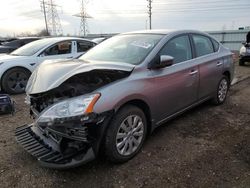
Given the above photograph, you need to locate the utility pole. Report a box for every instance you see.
[40,0,62,36]
[41,0,49,35]
[147,0,152,30]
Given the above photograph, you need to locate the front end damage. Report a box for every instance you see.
[15,61,133,168]
[15,111,113,169]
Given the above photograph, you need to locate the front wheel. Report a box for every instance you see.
[211,76,229,105]
[1,68,31,94]
[105,105,147,163]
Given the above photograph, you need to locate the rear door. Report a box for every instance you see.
[151,34,199,122]
[191,34,223,99]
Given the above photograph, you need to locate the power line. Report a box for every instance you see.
[152,0,245,4]
[152,6,250,12]
[89,4,250,15]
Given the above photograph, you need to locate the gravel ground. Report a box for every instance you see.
[0,63,249,188]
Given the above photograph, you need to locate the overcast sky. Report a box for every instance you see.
[0,0,249,37]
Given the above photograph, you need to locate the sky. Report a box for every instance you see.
[0,0,249,37]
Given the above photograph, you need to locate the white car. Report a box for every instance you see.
[239,42,250,66]
[0,37,96,94]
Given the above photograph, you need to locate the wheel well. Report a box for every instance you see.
[223,71,231,82]
[1,67,31,87]
[118,99,152,134]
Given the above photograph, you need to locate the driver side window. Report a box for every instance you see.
[44,41,72,56]
[160,35,192,64]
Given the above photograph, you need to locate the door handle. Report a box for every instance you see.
[216,62,223,66]
[67,56,73,59]
[189,70,198,75]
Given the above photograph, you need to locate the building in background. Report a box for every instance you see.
[208,29,250,51]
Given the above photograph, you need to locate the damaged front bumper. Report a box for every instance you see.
[15,111,113,169]
[15,125,95,168]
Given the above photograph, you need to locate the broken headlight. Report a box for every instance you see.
[36,93,100,124]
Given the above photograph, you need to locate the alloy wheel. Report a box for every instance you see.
[7,71,28,93]
[116,115,144,156]
[218,78,228,102]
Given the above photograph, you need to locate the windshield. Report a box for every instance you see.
[10,39,52,56]
[80,34,163,65]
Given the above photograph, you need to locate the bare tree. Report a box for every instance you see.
[37,29,50,36]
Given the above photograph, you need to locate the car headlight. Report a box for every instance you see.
[0,62,4,66]
[37,93,100,124]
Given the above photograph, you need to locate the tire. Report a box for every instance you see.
[239,59,245,66]
[105,105,147,163]
[211,76,229,105]
[1,68,31,94]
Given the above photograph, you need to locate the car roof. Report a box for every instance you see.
[123,29,174,35]
[17,37,42,39]
[32,37,96,46]
[40,37,93,42]
[122,29,209,36]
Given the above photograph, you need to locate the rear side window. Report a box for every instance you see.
[159,35,192,64]
[211,38,220,52]
[193,35,214,57]
[77,41,95,52]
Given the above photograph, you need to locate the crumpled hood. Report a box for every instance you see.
[26,59,135,94]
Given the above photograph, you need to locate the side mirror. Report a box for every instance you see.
[149,55,174,69]
[160,55,174,67]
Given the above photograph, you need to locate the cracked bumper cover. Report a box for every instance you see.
[15,111,113,169]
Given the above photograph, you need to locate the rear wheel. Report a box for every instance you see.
[211,76,229,105]
[1,68,31,94]
[105,105,147,163]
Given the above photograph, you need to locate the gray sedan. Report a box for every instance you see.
[15,30,234,168]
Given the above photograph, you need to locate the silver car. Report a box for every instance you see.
[15,30,234,168]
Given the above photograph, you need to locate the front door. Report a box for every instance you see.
[151,35,199,123]
[37,40,74,66]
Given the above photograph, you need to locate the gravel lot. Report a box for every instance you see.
[0,63,250,188]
